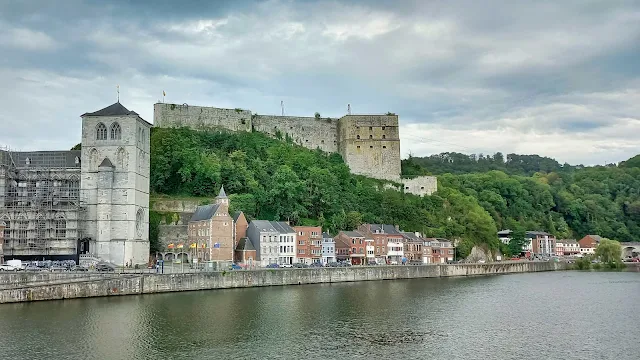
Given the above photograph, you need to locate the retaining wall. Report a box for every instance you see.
[0,261,566,304]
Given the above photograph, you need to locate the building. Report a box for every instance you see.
[0,102,151,266]
[153,103,437,195]
[335,231,365,265]
[187,186,234,262]
[578,235,602,255]
[246,220,297,266]
[0,221,4,263]
[425,238,455,264]
[358,224,404,264]
[234,237,256,267]
[556,239,580,256]
[232,211,249,263]
[402,232,423,263]
[422,241,433,264]
[294,226,322,264]
[497,230,556,256]
[247,220,279,267]
[321,232,335,264]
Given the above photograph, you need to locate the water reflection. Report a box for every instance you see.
[0,272,638,359]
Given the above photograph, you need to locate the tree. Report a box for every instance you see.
[314,112,321,119]
[508,226,527,257]
[70,143,81,150]
[594,239,622,263]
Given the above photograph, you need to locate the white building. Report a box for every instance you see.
[387,240,404,264]
[272,221,296,265]
[321,232,335,264]
[365,237,375,264]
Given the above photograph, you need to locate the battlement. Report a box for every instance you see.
[153,103,434,193]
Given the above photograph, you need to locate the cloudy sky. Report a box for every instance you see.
[1,0,639,165]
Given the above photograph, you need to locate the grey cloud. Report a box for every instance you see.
[0,0,639,165]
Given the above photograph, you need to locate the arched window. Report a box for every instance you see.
[54,213,66,239]
[116,147,128,170]
[136,208,144,236]
[96,123,107,140]
[36,214,46,240]
[110,122,122,140]
[89,148,99,170]
[356,135,360,139]
[17,214,28,244]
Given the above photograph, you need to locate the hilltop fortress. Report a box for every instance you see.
[154,103,436,196]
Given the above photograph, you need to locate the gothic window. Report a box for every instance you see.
[17,215,28,244]
[36,216,46,240]
[110,122,122,140]
[55,213,66,239]
[69,175,80,198]
[89,148,99,170]
[136,208,144,236]
[356,135,360,139]
[1,218,9,242]
[116,147,128,170]
[382,135,386,139]
[96,123,107,140]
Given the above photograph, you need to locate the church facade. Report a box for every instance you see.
[0,102,151,266]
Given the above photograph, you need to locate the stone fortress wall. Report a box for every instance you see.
[154,103,436,194]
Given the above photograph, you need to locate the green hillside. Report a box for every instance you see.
[149,127,640,257]
[149,128,500,257]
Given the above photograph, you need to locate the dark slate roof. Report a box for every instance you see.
[342,231,364,238]
[322,232,333,238]
[236,237,256,251]
[559,239,578,244]
[401,232,420,241]
[98,158,114,168]
[81,102,138,117]
[497,230,512,236]
[1,150,82,168]
[250,220,278,233]
[368,224,401,234]
[271,221,295,234]
[190,204,220,222]
[232,211,243,222]
[216,185,228,198]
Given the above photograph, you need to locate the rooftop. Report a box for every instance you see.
[81,102,138,117]
[190,204,221,222]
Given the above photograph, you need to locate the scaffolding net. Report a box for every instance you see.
[0,146,84,259]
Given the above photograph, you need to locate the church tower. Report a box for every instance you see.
[80,102,152,266]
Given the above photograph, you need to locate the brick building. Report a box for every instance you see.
[335,231,365,265]
[556,239,580,256]
[294,226,322,264]
[578,235,602,255]
[358,224,404,264]
[187,186,234,262]
[234,237,256,267]
[402,232,423,263]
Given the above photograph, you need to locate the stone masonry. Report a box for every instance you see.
[154,103,437,192]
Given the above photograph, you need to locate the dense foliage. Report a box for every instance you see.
[403,153,640,244]
[150,128,500,257]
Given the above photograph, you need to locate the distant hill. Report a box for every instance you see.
[619,154,640,168]
[402,152,578,176]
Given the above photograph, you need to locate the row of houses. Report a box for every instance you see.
[176,186,456,267]
[498,230,606,257]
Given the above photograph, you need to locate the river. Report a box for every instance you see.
[0,271,637,359]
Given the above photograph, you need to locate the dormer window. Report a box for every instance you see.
[25,157,31,165]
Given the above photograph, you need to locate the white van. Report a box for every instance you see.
[6,259,23,270]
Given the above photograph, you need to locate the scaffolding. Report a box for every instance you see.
[0,146,85,260]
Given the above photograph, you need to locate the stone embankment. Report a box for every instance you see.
[0,261,566,304]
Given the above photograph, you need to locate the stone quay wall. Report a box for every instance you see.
[0,261,566,304]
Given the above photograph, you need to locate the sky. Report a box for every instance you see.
[1,0,639,165]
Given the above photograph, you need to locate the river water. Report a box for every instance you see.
[0,271,638,360]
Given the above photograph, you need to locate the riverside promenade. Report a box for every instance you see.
[0,261,568,304]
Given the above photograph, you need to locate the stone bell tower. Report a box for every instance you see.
[80,102,152,266]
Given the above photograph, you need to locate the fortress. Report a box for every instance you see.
[154,103,437,195]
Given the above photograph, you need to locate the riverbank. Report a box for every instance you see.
[0,261,568,304]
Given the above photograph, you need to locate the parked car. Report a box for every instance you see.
[293,263,309,268]
[70,266,89,272]
[389,260,398,265]
[25,264,42,271]
[337,262,352,267]
[310,262,324,268]
[95,263,115,272]
[49,266,67,272]
[281,264,293,268]
[408,260,423,266]
[326,262,339,268]
[266,263,280,269]
[0,264,20,271]
[229,264,243,270]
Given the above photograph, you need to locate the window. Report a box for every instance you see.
[299,231,304,236]
[136,208,144,236]
[383,146,386,149]
[55,216,66,239]
[382,135,386,139]
[357,135,360,139]
[299,249,305,254]
[352,247,356,253]
[357,146,360,149]
[36,218,46,239]
[299,240,304,245]
[369,135,373,139]
[110,122,122,140]
[382,126,386,130]
[370,146,373,149]
[369,127,372,130]
[96,123,107,140]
